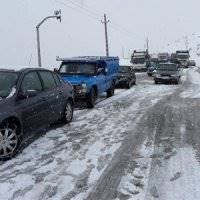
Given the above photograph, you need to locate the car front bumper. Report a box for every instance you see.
[154,76,179,83]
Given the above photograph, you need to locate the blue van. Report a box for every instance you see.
[57,56,119,108]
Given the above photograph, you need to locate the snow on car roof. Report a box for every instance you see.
[0,65,34,71]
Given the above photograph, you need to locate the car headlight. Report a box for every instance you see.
[155,74,160,77]
[81,83,87,89]
[74,83,87,94]
[171,74,178,77]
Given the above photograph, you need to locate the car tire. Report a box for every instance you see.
[0,121,22,160]
[126,82,131,89]
[62,100,74,123]
[87,88,97,108]
[126,81,133,89]
[107,83,115,98]
[155,80,158,84]
[175,80,179,85]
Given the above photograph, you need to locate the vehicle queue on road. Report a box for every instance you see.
[0,50,194,160]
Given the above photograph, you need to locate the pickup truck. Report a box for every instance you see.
[56,56,119,108]
[176,50,190,68]
[131,50,150,72]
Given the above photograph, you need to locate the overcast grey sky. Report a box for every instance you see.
[1,0,200,68]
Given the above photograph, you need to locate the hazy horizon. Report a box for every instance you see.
[1,0,200,69]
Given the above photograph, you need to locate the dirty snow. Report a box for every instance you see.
[0,73,178,200]
[181,67,200,98]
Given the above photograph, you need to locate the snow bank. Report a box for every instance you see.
[180,68,200,98]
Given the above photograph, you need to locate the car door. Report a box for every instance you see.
[38,70,63,122]
[96,68,107,94]
[18,71,50,133]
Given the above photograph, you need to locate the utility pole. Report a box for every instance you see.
[184,36,189,50]
[101,14,110,56]
[146,37,149,52]
[36,10,61,67]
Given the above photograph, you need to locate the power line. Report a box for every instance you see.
[65,0,144,40]
[52,0,145,43]
[52,0,100,21]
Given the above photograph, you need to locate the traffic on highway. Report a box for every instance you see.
[1,1,200,200]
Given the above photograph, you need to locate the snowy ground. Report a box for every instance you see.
[0,70,200,200]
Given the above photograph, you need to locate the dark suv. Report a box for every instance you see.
[153,63,181,84]
[0,68,74,160]
[116,65,136,89]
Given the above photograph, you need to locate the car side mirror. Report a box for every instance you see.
[104,68,108,75]
[18,90,37,100]
[97,68,104,75]
[54,68,59,73]
[26,90,38,97]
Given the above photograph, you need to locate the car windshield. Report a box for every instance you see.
[159,56,168,60]
[60,63,96,75]
[177,54,189,59]
[119,66,130,73]
[0,72,18,98]
[133,57,145,64]
[157,64,178,71]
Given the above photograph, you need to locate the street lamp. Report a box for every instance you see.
[36,10,62,67]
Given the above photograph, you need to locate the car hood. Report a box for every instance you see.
[118,72,130,77]
[61,75,95,85]
[148,67,155,71]
[133,63,146,67]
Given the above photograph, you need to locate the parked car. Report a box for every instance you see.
[147,62,157,76]
[189,60,196,66]
[0,67,74,160]
[116,65,136,89]
[57,56,119,108]
[153,63,181,84]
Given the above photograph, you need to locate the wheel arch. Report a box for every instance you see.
[68,97,74,105]
[92,85,98,96]
[1,116,22,134]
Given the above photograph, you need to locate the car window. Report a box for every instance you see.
[21,72,42,93]
[53,73,61,86]
[39,71,57,90]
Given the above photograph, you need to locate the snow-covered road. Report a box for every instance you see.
[1,69,200,200]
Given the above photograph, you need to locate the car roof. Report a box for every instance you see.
[57,56,119,62]
[0,66,52,73]
[158,62,176,65]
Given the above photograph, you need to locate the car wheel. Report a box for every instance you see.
[87,88,97,108]
[175,80,179,85]
[126,81,132,89]
[62,100,74,123]
[0,122,21,160]
[155,80,158,84]
[107,83,115,97]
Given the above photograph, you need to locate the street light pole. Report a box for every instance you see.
[36,10,61,67]
[36,26,42,67]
